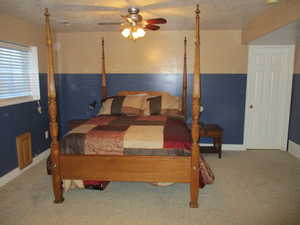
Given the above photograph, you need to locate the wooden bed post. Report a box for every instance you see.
[190,5,201,208]
[101,38,108,99]
[182,37,188,120]
[44,8,64,203]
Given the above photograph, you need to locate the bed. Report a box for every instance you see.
[44,5,213,208]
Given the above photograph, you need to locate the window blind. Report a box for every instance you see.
[0,41,40,105]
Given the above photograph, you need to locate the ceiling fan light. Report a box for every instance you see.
[121,28,130,38]
[136,28,145,37]
[132,31,140,39]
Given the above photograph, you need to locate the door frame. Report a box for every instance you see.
[244,45,295,151]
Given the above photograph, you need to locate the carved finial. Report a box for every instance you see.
[195,4,200,15]
[44,8,49,17]
[184,37,187,56]
[101,37,105,61]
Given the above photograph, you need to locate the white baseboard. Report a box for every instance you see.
[288,140,300,159]
[0,149,50,188]
[200,144,246,151]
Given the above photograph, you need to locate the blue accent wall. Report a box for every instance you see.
[55,74,102,136]
[56,73,247,144]
[0,74,50,177]
[289,74,300,145]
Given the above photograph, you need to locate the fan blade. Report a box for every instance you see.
[145,24,160,30]
[121,15,133,24]
[146,18,167,24]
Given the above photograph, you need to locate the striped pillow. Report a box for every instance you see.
[144,95,183,117]
[98,95,147,116]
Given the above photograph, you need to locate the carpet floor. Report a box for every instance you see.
[1,150,300,225]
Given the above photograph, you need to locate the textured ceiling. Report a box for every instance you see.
[0,0,280,32]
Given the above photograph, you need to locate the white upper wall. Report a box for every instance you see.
[55,30,247,74]
[242,0,300,44]
[250,21,300,45]
[0,13,47,73]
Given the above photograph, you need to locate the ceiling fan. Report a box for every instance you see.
[99,7,167,40]
[121,7,167,31]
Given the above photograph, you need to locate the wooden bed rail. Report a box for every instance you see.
[60,155,191,183]
[44,8,64,203]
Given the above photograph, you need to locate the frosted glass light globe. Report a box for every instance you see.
[132,31,139,39]
[136,28,145,37]
[121,28,130,38]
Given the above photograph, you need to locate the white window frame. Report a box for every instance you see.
[0,41,40,107]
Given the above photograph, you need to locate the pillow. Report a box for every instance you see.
[143,94,183,117]
[98,95,147,116]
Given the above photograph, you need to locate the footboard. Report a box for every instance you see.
[60,155,191,183]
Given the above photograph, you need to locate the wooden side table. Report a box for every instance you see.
[199,124,223,158]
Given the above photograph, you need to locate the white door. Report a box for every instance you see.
[244,45,295,150]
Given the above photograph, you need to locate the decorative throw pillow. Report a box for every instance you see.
[143,94,183,117]
[122,95,147,115]
[98,95,147,116]
[98,97,115,115]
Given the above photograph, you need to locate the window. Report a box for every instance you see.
[0,41,40,107]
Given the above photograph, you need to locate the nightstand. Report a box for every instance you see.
[199,124,223,158]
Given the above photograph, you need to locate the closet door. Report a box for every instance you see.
[244,45,295,150]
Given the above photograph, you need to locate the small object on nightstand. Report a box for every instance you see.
[200,105,204,112]
[199,124,223,158]
[88,101,98,117]
[89,101,97,110]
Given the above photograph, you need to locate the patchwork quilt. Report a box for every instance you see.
[61,115,191,156]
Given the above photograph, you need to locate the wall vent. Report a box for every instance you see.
[16,132,32,169]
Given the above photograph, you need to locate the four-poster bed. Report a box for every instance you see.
[45,5,212,208]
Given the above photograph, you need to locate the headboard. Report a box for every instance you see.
[117,91,171,96]
[101,38,188,119]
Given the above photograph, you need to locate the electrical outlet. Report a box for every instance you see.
[45,131,49,139]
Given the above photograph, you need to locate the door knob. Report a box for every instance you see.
[250,105,254,109]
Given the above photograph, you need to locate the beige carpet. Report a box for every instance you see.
[1,150,300,225]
